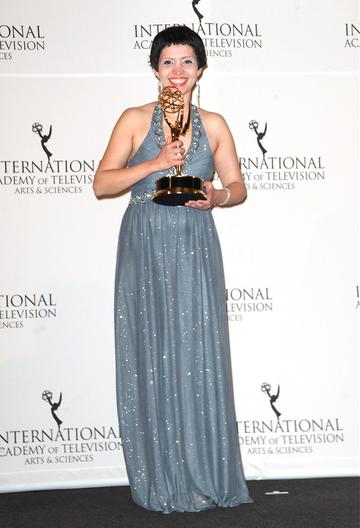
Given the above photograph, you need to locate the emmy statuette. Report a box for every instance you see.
[153,86,206,206]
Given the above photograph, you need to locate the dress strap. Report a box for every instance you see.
[184,106,202,164]
[153,104,167,148]
[153,104,203,166]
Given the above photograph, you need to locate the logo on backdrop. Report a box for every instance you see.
[0,389,122,466]
[226,287,273,322]
[32,122,53,160]
[0,121,95,195]
[0,293,56,330]
[344,23,359,48]
[133,4,263,58]
[42,390,63,430]
[236,382,345,457]
[249,120,267,160]
[241,117,326,192]
[192,0,204,24]
[356,285,360,310]
[0,25,46,61]
[261,382,281,421]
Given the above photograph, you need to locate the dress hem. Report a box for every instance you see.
[132,494,255,514]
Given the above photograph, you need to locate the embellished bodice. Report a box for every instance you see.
[128,104,214,199]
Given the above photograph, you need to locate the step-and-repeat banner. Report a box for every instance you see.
[1,0,359,492]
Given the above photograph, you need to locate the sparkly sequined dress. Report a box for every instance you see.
[114,103,253,513]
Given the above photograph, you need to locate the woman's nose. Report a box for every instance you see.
[173,61,183,74]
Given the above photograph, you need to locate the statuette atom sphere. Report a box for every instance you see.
[158,86,184,114]
[261,382,271,393]
[249,120,259,131]
[32,122,43,134]
[42,390,53,401]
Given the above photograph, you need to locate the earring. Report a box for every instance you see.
[196,81,200,108]
[158,80,162,94]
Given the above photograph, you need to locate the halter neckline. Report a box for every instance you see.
[153,104,202,172]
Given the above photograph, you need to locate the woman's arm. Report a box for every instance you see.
[211,113,247,206]
[186,112,246,209]
[93,106,185,197]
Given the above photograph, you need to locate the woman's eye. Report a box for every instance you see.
[163,59,173,65]
[183,59,193,64]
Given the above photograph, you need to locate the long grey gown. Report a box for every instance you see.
[114,103,253,513]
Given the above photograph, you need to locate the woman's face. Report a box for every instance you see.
[154,44,202,97]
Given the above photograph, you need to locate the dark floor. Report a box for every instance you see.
[0,477,359,528]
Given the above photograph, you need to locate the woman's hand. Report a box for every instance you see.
[154,139,186,172]
[185,181,219,210]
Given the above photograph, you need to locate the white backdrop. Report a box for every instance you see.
[0,0,359,492]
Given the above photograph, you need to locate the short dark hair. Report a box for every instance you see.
[150,26,207,71]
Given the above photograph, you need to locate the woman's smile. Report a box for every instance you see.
[168,77,188,89]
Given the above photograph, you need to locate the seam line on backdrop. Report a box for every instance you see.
[0,71,358,79]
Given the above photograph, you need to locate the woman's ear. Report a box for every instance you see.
[152,68,159,79]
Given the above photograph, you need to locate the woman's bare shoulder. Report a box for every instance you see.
[119,101,157,123]
[197,108,228,131]
[197,108,231,146]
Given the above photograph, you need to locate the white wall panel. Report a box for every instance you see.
[0,0,358,491]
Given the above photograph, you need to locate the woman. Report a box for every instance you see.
[93,26,253,514]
